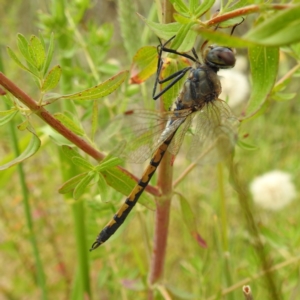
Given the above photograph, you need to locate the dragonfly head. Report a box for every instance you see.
[205,46,236,70]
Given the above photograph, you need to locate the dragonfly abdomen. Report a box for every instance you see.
[90,133,175,251]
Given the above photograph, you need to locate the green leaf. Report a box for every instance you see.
[17,34,33,64]
[0,109,18,127]
[196,28,256,48]
[246,46,279,117]
[189,0,198,14]
[97,172,109,201]
[130,46,158,84]
[60,70,128,101]
[17,119,29,131]
[194,0,214,18]
[73,171,96,200]
[171,22,198,52]
[43,32,55,75]
[42,65,61,92]
[58,172,88,194]
[53,112,85,136]
[16,34,40,77]
[61,145,83,160]
[271,92,296,102]
[138,14,181,40]
[29,35,46,70]
[6,47,32,73]
[173,13,191,25]
[101,166,155,211]
[72,157,94,170]
[169,0,189,15]
[245,5,300,46]
[237,140,258,151]
[177,193,207,248]
[91,100,98,142]
[0,127,41,170]
[95,157,123,172]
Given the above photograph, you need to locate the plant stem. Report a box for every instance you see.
[147,0,175,296]
[0,52,48,300]
[7,104,48,299]
[229,160,281,299]
[0,72,159,197]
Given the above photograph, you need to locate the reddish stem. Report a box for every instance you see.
[206,4,291,26]
[147,0,175,295]
[0,72,160,197]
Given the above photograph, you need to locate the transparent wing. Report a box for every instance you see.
[97,108,192,163]
[168,114,193,157]
[187,100,239,164]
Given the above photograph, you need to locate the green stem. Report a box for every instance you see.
[229,159,281,299]
[218,163,228,251]
[52,0,91,297]
[218,163,234,300]
[8,108,48,299]
[0,49,48,300]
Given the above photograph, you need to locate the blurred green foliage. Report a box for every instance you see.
[0,0,300,299]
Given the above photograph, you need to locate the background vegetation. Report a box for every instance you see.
[0,0,299,299]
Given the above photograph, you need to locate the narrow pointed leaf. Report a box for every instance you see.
[73,171,96,200]
[271,92,296,102]
[138,14,181,40]
[6,47,32,73]
[95,157,123,172]
[43,32,55,75]
[29,35,46,70]
[61,145,83,160]
[17,34,33,64]
[194,0,214,18]
[97,172,108,201]
[237,140,258,151]
[102,166,155,211]
[91,100,98,142]
[58,172,88,194]
[61,71,128,101]
[173,13,192,25]
[245,5,300,46]
[197,28,256,48]
[17,119,29,131]
[0,127,41,170]
[169,0,189,15]
[72,157,94,170]
[168,23,198,52]
[246,46,279,117]
[53,112,85,136]
[42,65,61,92]
[178,193,207,248]
[0,109,18,126]
[189,0,198,14]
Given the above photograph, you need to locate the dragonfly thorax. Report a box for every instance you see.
[175,65,221,110]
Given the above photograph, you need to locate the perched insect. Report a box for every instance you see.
[90,36,239,251]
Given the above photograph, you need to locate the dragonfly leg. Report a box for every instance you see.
[153,36,199,100]
[153,67,191,100]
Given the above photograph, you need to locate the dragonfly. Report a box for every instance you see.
[90,36,239,251]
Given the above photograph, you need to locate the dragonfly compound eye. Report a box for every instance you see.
[205,47,236,69]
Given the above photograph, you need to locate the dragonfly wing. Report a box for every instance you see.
[98,109,191,164]
[188,100,239,164]
[167,114,192,157]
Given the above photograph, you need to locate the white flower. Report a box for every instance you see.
[250,170,296,211]
[219,56,249,108]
